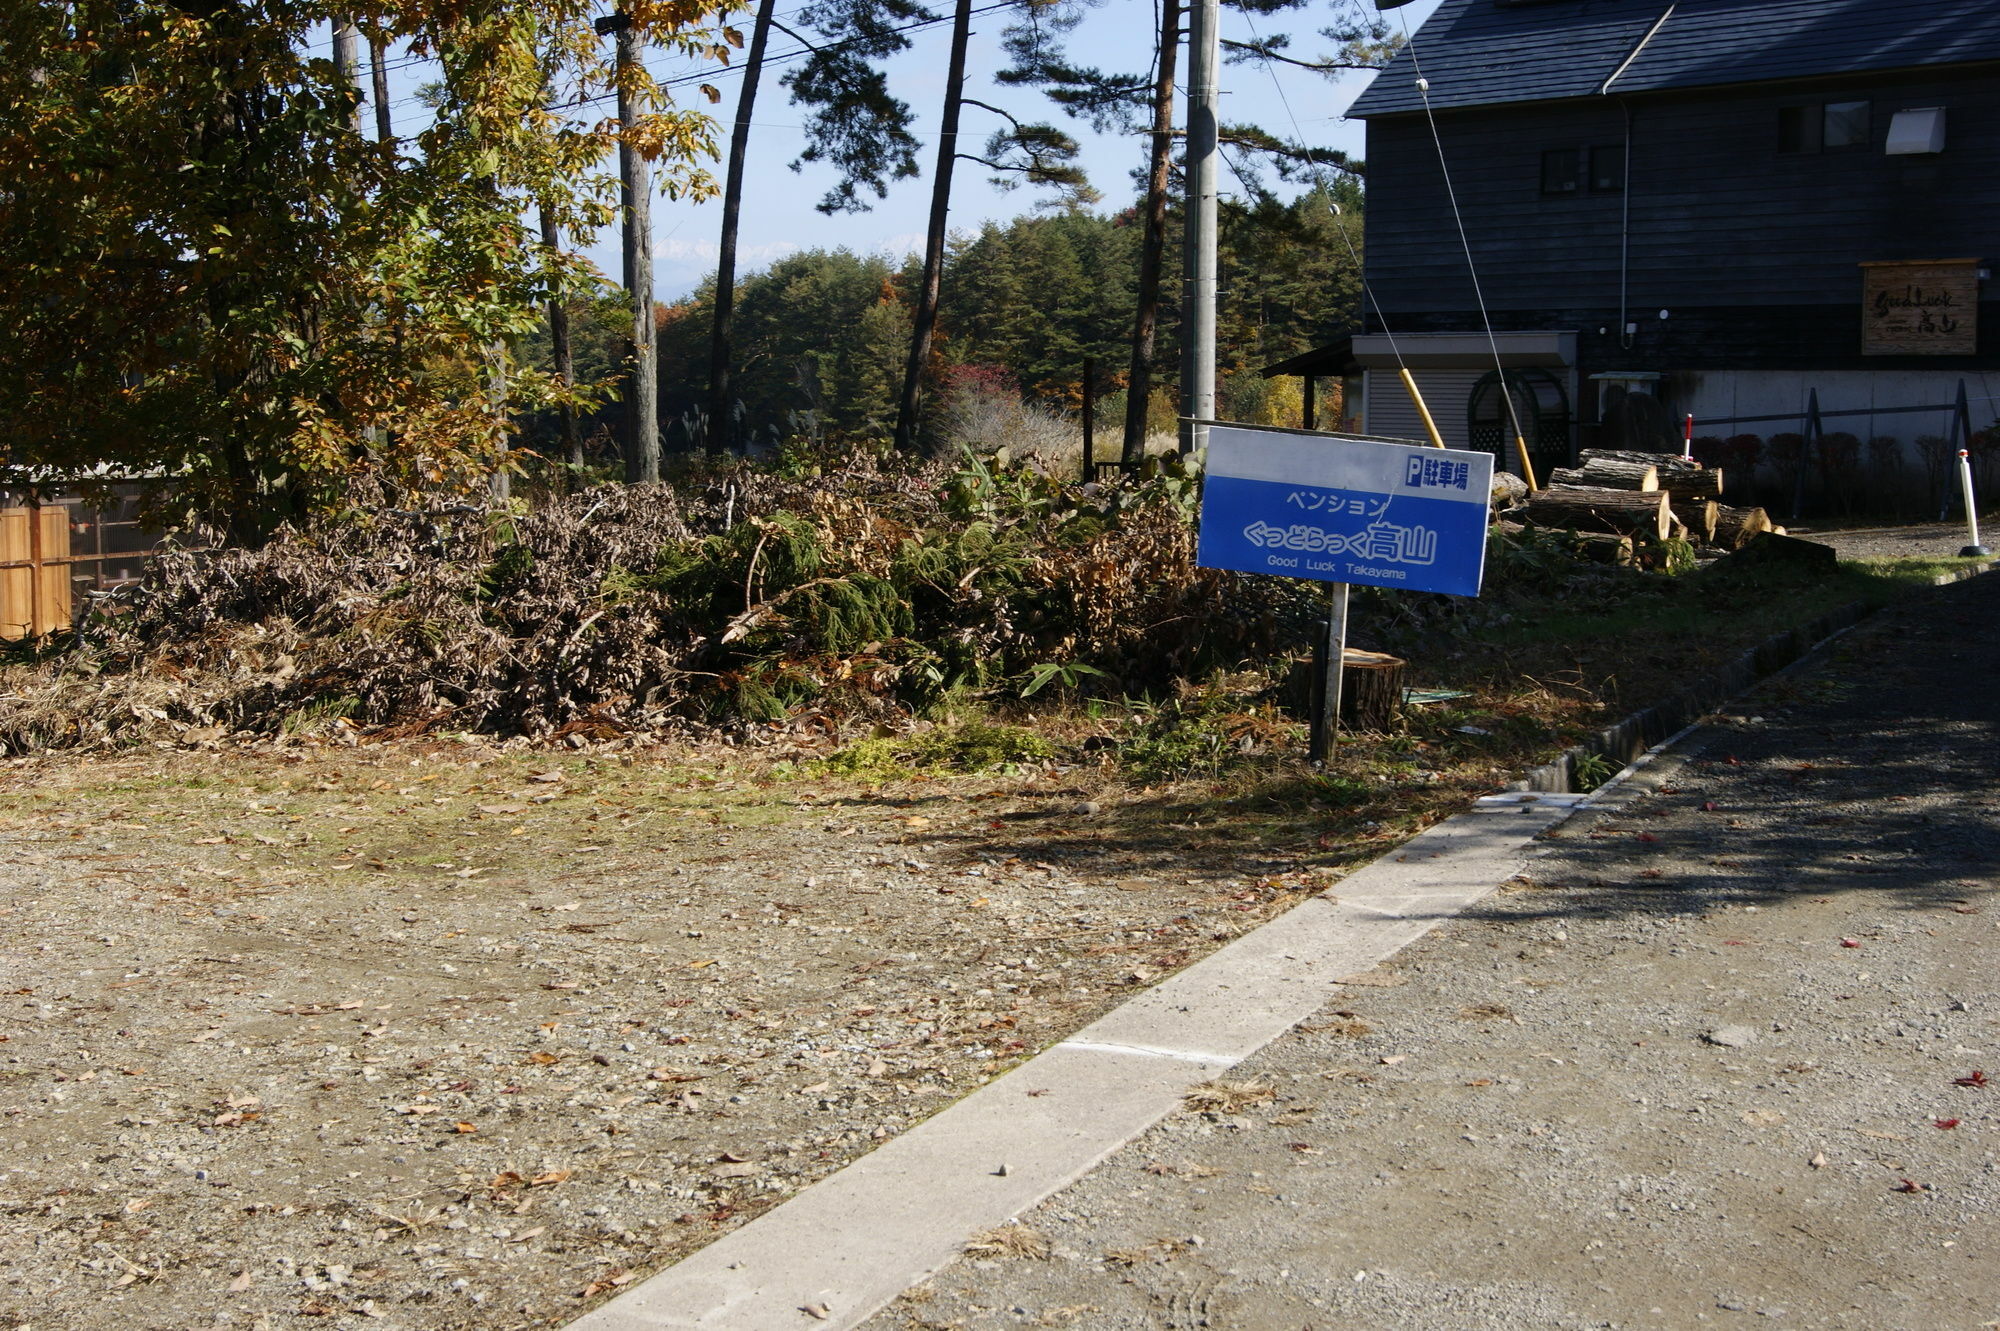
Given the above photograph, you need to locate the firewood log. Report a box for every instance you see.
[1523,486,1672,540]
[1710,504,1773,550]
[1549,459,1658,491]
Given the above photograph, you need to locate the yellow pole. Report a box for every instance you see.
[1396,367,1446,450]
[1512,433,1539,491]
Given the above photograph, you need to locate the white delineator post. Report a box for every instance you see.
[1957,448,1989,557]
[1683,413,1694,461]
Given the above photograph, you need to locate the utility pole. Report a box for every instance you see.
[895,0,974,454]
[600,7,660,483]
[367,20,394,144]
[1179,0,1219,457]
[332,17,365,135]
[707,0,777,454]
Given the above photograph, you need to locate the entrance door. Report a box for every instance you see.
[1468,369,1571,482]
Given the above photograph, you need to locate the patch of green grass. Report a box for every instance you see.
[1845,555,1992,585]
[819,720,1057,780]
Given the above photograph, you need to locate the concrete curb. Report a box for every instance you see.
[566,559,1998,1331]
[564,794,1583,1331]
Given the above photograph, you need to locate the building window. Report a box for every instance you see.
[1823,100,1871,148]
[1540,148,1581,195]
[1588,144,1625,192]
[1780,101,1871,152]
[1778,105,1821,153]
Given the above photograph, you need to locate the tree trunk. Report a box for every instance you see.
[1339,649,1404,732]
[1711,503,1773,550]
[706,0,776,453]
[894,0,973,453]
[1490,470,1529,511]
[1524,486,1673,540]
[1121,0,1182,467]
[538,202,582,477]
[332,17,364,136]
[1549,459,1658,491]
[367,20,393,143]
[615,10,659,482]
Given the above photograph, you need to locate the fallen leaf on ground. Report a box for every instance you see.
[1955,1070,1988,1088]
[1183,1079,1276,1113]
[964,1224,1051,1260]
[1334,969,1406,988]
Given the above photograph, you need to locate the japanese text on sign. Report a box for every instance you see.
[1195,425,1492,597]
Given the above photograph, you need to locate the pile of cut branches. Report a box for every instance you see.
[0,450,1319,752]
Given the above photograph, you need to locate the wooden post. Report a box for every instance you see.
[1308,582,1350,766]
[1303,375,1316,431]
[26,497,41,640]
[1080,355,1095,483]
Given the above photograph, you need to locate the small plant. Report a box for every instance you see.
[818,719,1056,779]
[1570,749,1615,791]
[1017,660,1109,698]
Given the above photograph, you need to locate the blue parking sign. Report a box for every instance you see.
[1195,425,1493,597]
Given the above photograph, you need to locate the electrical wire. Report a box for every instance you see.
[1234,7,1412,401]
[1392,6,1539,483]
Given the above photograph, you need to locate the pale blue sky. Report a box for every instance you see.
[354,0,1442,299]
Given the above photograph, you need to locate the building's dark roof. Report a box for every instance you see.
[1259,338,1356,379]
[1347,0,2000,119]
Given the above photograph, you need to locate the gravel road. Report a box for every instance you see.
[863,571,2000,1331]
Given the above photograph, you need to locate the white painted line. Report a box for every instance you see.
[563,797,1577,1331]
[1055,1038,1238,1065]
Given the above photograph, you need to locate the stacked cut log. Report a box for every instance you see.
[1495,519,1634,565]
[1548,458,1660,492]
[1521,486,1673,541]
[1536,448,1772,551]
[1711,503,1773,549]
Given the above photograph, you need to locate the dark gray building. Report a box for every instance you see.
[1335,0,2000,475]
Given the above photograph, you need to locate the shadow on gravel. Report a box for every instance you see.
[1472,573,2000,923]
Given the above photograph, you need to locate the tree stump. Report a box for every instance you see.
[1724,532,1838,573]
[1524,486,1673,540]
[1340,649,1405,732]
[1711,503,1773,550]
[1490,471,1530,512]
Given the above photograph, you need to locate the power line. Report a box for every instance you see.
[1235,6,1410,385]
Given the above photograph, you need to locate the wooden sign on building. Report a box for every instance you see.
[1860,258,1980,355]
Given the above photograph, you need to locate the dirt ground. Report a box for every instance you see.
[0,724,1453,1331]
[858,568,2000,1331]
[0,527,1983,1331]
